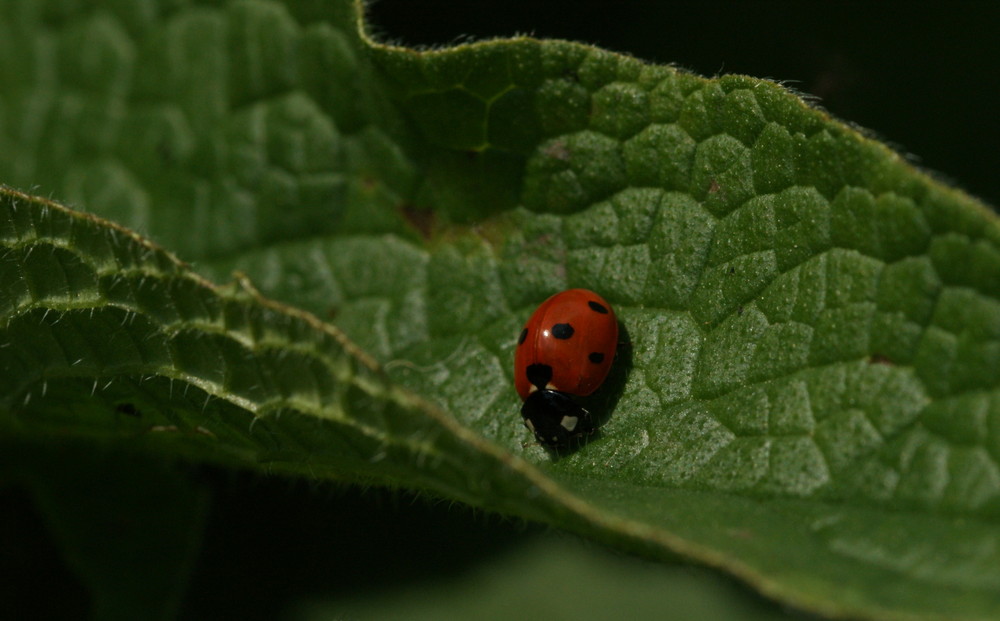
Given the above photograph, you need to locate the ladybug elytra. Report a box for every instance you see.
[514,289,618,449]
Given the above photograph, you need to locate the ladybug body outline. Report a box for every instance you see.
[514,289,618,450]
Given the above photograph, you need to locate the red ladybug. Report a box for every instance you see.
[514,289,618,449]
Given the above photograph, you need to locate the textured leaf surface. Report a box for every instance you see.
[2,1,1000,619]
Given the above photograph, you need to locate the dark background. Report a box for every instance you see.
[369,0,1000,209]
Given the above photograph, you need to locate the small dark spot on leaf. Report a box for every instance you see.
[157,140,175,166]
[728,266,736,275]
[400,203,436,239]
[737,306,744,315]
[362,176,377,190]
[708,179,721,194]
[115,403,141,417]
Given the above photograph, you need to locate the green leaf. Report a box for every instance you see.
[292,534,793,621]
[2,2,1000,619]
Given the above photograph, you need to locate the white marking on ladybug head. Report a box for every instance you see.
[560,416,578,432]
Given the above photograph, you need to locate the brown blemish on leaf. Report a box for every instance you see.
[400,203,436,240]
[868,353,894,366]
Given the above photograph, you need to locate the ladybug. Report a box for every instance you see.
[514,289,618,449]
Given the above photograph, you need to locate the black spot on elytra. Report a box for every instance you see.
[588,300,608,314]
[552,323,574,339]
[588,352,605,364]
[526,363,553,389]
[518,328,528,345]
